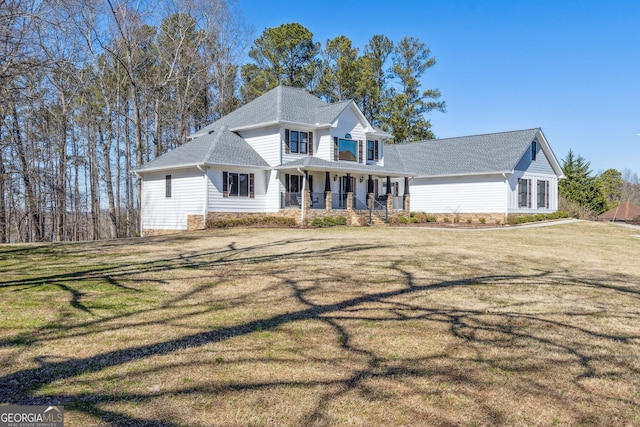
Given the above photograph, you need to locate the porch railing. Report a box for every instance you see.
[370,197,388,224]
[332,193,347,209]
[281,192,326,209]
[281,192,302,209]
[309,192,325,209]
[392,196,404,210]
[353,196,368,210]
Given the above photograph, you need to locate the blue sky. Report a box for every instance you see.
[235,0,639,175]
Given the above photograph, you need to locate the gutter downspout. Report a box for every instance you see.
[297,168,306,227]
[134,171,143,237]
[197,165,208,226]
[502,172,509,223]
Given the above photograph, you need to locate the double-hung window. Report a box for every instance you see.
[537,180,549,208]
[223,171,255,198]
[367,140,380,161]
[285,129,312,154]
[518,178,531,208]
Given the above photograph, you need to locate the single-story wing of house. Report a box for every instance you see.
[136,86,565,235]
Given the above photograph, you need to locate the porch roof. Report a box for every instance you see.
[274,156,413,177]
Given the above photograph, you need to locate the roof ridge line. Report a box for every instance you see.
[429,128,541,143]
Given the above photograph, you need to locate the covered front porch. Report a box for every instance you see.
[275,158,413,222]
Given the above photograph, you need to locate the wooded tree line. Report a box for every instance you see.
[1,0,248,243]
[559,150,640,219]
[1,0,446,243]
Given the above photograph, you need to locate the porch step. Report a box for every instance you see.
[369,214,388,226]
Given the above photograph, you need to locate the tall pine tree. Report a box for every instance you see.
[559,150,608,214]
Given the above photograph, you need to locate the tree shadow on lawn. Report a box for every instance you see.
[1,240,639,425]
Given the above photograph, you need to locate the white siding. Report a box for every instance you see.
[240,126,281,166]
[141,169,205,231]
[315,128,332,161]
[410,175,508,213]
[207,167,274,212]
[265,170,281,211]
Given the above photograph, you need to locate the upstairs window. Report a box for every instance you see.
[531,140,537,161]
[285,129,313,155]
[338,138,358,162]
[367,140,380,161]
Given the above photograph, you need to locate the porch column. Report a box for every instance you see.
[324,172,332,211]
[367,175,374,209]
[386,176,393,212]
[303,172,311,211]
[403,177,410,213]
[346,173,353,211]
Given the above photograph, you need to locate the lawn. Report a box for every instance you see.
[0,221,639,426]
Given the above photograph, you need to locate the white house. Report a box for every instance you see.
[136,86,564,234]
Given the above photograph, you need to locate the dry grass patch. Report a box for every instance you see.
[1,222,639,426]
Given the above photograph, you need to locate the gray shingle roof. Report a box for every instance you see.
[191,86,355,138]
[385,128,542,177]
[137,125,269,172]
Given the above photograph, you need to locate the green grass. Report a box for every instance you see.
[0,222,639,426]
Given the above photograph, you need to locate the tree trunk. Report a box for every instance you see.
[12,102,41,242]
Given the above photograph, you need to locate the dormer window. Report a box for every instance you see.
[531,140,537,161]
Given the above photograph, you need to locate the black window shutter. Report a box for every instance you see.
[545,181,549,208]
[358,140,363,163]
[375,141,379,161]
[285,129,290,154]
[285,173,290,193]
[528,179,532,208]
[333,137,338,161]
[222,171,228,197]
[308,132,313,156]
[249,173,255,198]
